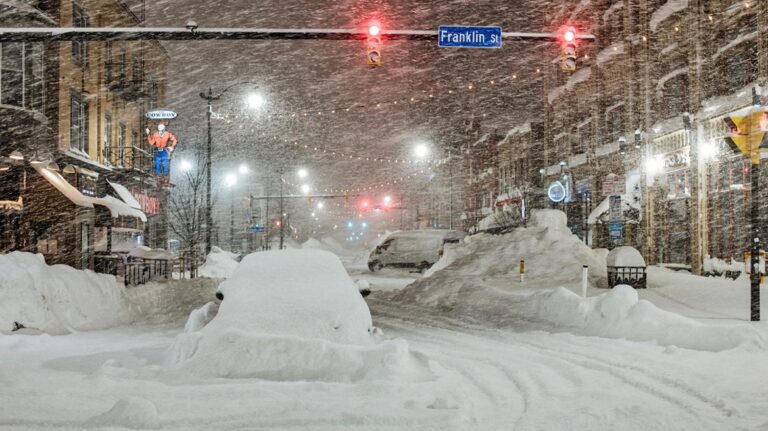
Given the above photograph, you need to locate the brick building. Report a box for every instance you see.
[0,0,170,268]
[459,0,768,274]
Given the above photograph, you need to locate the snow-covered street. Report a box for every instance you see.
[2,211,768,430]
[2,289,768,431]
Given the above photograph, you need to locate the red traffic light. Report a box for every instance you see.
[558,26,578,45]
[368,24,380,36]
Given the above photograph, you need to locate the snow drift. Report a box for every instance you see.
[527,285,764,352]
[392,210,763,352]
[0,252,131,334]
[397,209,607,309]
[171,249,421,381]
[197,246,239,279]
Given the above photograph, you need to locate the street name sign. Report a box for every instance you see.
[438,26,502,48]
[248,225,265,233]
[609,196,623,222]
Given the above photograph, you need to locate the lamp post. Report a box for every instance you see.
[199,82,264,255]
[226,173,237,251]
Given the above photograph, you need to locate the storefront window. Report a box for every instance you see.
[71,92,89,153]
[1,43,23,107]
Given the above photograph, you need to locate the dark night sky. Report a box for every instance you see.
[145,0,561,197]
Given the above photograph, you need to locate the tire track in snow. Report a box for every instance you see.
[371,301,743,430]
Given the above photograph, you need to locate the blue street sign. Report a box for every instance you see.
[438,26,502,48]
[248,225,265,233]
[609,222,623,242]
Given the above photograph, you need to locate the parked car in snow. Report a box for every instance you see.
[368,230,466,272]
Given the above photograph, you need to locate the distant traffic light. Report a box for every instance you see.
[367,21,382,67]
[559,26,578,72]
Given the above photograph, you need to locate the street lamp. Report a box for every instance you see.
[199,82,263,255]
[180,159,193,171]
[239,164,249,175]
[297,168,308,179]
[414,143,429,159]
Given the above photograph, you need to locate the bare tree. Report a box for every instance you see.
[168,153,212,252]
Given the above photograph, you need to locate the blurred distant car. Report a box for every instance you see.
[368,230,466,272]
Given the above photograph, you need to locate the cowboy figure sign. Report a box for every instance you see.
[145,109,178,187]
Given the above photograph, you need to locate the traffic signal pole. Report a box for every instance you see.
[750,89,761,322]
[0,27,596,43]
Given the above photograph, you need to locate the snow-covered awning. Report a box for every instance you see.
[108,181,142,210]
[92,195,148,222]
[33,163,94,208]
[34,164,147,222]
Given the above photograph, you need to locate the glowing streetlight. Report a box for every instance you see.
[225,174,237,187]
[317,202,324,209]
[180,159,193,171]
[246,93,266,109]
[414,143,430,159]
[239,164,249,175]
[301,184,311,194]
[297,168,308,179]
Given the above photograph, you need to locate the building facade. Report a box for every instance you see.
[459,0,768,274]
[1,0,170,269]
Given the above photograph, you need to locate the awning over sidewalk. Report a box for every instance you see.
[33,163,94,208]
[33,164,147,222]
[107,181,142,210]
[92,196,148,222]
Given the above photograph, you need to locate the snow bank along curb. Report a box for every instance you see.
[527,285,765,352]
[172,249,424,381]
[197,246,239,279]
[0,252,131,334]
[393,210,764,352]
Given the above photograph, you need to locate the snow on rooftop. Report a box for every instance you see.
[656,67,687,91]
[650,0,689,32]
[712,31,758,62]
[596,42,625,66]
[547,68,592,104]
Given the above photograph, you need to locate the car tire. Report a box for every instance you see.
[368,261,382,272]
[418,261,431,273]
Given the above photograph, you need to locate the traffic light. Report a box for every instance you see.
[367,22,382,67]
[724,110,768,165]
[559,26,577,72]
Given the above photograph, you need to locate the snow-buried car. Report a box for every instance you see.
[171,249,420,381]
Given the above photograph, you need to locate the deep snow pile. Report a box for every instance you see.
[171,249,418,381]
[392,210,763,352]
[197,246,239,279]
[397,209,607,309]
[0,252,131,334]
[527,285,764,352]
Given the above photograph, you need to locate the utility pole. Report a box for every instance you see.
[203,88,213,255]
[279,167,285,250]
[229,188,235,251]
[449,148,454,230]
[723,88,766,321]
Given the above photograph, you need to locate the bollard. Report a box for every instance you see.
[581,265,588,298]
[520,260,525,283]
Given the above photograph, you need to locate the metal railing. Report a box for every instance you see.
[93,254,174,287]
